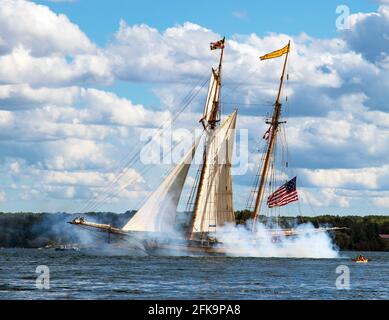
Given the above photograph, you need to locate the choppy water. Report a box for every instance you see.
[0,248,388,299]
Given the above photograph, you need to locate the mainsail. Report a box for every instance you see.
[188,111,237,239]
[122,139,199,233]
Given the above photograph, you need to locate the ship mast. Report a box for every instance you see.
[251,40,290,230]
[187,38,225,240]
[201,37,224,129]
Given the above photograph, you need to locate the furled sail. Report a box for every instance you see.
[189,111,237,239]
[122,139,199,233]
[201,68,220,124]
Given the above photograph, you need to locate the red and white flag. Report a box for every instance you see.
[210,38,225,50]
[262,127,271,141]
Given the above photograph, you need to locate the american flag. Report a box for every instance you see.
[210,38,225,50]
[267,177,298,208]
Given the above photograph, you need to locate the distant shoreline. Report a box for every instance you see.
[0,212,388,251]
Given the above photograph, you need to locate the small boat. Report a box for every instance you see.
[352,255,369,263]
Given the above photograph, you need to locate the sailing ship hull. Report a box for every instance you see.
[69,218,347,256]
[68,219,227,255]
[143,241,226,256]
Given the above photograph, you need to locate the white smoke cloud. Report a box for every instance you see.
[216,222,339,258]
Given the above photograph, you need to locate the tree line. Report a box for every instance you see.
[0,211,388,251]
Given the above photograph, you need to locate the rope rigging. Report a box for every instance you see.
[246,44,301,222]
[83,128,200,214]
[74,75,210,214]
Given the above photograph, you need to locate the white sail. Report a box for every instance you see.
[201,68,220,123]
[189,111,237,239]
[122,139,199,233]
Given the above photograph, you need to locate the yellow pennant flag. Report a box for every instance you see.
[260,43,290,60]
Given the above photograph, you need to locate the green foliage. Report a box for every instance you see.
[0,211,135,248]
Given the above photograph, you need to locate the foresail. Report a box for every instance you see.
[201,68,220,123]
[189,111,237,239]
[122,139,199,233]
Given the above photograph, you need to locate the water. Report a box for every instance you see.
[0,248,388,299]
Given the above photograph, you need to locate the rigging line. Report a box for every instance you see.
[221,64,266,91]
[184,132,209,214]
[298,183,318,218]
[270,134,278,219]
[220,96,275,111]
[223,82,278,89]
[278,125,288,178]
[273,128,285,220]
[269,137,276,220]
[131,126,205,214]
[251,140,268,209]
[84,78,207,212]
[86,124,204,213]
[221,64,262,93]
[220,101,272,107]
[278,127,287,218]
[297,198,304,218]
[86,124,202,213]
[280,123,294,181]
[77,76,209,214]
[185,160,202,213]
[245,138,266,211]
[280,117,303,219]
[78,75,208,213]
[277,125,289,218]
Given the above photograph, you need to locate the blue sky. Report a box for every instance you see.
[0,0,388,215]
[34,0,381,106]
[37,0,379,101]
[38,0,378,41]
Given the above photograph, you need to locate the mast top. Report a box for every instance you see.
[201,37,226,129]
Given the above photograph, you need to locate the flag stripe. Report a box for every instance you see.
[278,196,298,204]
[268,188,288,201]
[272,197,298,208]
[268,193,298,207]
[277,192,298,201]
[268,194,298,207]
[268,190,289,202]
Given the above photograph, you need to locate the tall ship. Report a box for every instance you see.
[69,39,344,254]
